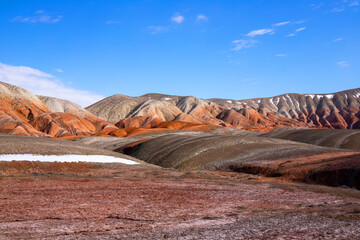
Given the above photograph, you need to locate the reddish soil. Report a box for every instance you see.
[226,152,360,189]
[1,162,360,239]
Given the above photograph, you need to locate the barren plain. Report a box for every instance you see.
[1,161,360,239]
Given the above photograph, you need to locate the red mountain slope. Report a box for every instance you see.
[0,81,118,137]
[87,89,360,131]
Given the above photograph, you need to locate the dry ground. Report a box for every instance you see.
[1,162,360,239]
[261,128,360,151]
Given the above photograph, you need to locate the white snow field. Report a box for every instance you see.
[0,154,139,165]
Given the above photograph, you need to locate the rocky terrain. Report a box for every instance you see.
[211,88,360,129]
[1,81,359,139]
[1,161,360,239]
[0,81,360,239]
[101,132,359,190]
[0,82,228,138]
[0,81,121,138]
[38,95,95,118]
[261,127,360,151]
[87,88,360,131]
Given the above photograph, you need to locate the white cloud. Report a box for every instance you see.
[231,39,257,51]
[349,1,359,6]
[246,28,274,37]
[273,21,290,27]
[331,7,345,12]
[295,27,306,32]
[11,11,62,23]
[334,37,343,42]
[310,3,323,9]
[105,20,122,24]
[286,27,306,37]
[328,0,358,12]
[171,13,184,24]
[337,61,350,67]
[55,68,63,73]
[197,14,208,21]
[276,54,287,57]
[0,63,103,107]
[148,26,169,34]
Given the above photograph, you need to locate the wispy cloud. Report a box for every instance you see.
[171,13,184,24]
[231,22,287,52]
[273,21,290,27]
[295,27,306,32]
[246,28,274,37]
[197,14,208,21]
[148,26,169,34]
[106,20,122,24]
[331,7,346,12]
[286,26,306,37]
[337,61,350,67]
[333,37,343,42]
[55,68,63,73]
[310,3,324,9]
[326,0,359,13]
[276,54,287,57]
[349,1,359,6]
[231,39,257,51]
[0,63,103,107]
[11,11,62,23]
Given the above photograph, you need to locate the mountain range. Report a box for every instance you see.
[1,80,360,239]
[86,87,360,131]
[0,81,359,138]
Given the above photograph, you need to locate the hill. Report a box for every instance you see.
[117,133,360,189]
[87,88,360,131]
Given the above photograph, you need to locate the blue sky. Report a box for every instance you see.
[0,0,359,106]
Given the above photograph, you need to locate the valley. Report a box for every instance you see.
[0,81,359,239]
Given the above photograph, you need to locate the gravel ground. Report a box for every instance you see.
[0,163,359,239]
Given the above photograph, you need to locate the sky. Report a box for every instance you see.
[0,0,359,107]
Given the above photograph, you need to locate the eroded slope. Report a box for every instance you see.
[119,133,360,189]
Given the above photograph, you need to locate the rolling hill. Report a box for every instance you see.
[87,88,360,131]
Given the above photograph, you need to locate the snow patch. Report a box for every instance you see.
[324,94,334,99]
[286,94,294,106]
[294,99,300,108]
[226,100,233,103]
[269,98,275,106]
[0,154,139,165]
[163,97,173,101]
[274,98,280,105]
[269,98,278,109]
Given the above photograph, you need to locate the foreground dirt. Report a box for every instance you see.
[0,162,360,239]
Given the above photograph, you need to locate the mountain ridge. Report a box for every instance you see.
[86,87,360,130]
